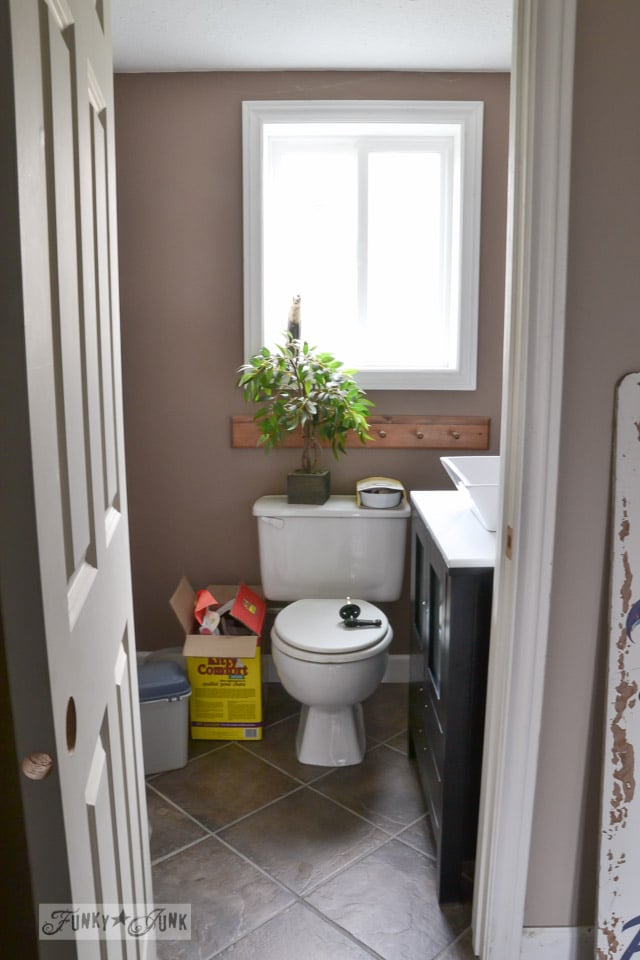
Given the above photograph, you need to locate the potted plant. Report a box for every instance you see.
[237,324,373,504]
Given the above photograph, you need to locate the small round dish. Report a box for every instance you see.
[360,488,402,509]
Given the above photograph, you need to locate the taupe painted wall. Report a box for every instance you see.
[114,71,509,654]
[524,0,640,927]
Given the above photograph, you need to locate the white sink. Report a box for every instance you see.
[440,455,500,532]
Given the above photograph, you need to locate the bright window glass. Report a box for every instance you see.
[243,101,483,390]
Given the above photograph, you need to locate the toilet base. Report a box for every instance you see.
[296,702,366,766]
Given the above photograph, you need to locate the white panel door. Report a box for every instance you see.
[5,0,154,955]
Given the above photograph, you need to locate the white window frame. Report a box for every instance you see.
[242,99,484,390]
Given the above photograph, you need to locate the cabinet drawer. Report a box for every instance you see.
[423,738,443,833]
[409,694,428,752]
[410,708,443,832]
[414,677,445,769]
[424,692,445,771]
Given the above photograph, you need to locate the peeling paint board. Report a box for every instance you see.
[598,372,640,960]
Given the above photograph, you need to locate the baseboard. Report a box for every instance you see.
[262,654,278,682]
[137,651,410,684]
[262,654,410,683]
[382,654,410,682]
[520,926,594,960]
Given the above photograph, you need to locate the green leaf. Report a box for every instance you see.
[236,329,374,468]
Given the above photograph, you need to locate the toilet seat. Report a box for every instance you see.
[273,598,391,662]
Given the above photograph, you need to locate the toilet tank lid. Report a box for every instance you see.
[253,495,411,519]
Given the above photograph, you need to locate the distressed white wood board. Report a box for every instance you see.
[598,372,640,960]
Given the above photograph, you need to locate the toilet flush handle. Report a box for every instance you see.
[339,600,361,622]
[261,516,284,529]
[344,618,382,629]
[339,599,382,629]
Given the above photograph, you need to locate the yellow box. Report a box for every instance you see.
[170,578,265,741]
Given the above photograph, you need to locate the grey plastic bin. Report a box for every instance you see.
[138,660,191,775]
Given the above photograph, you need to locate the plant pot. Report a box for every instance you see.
[287,470,330,505]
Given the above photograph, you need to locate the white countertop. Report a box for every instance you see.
[410,490,497,568]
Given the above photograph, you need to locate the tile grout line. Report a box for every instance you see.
[149,762,434,900]
[430,925,473,960]
[394,826,438,863]
[291,807,439,901]
[184,706,303,765]
[157,733,434,863]
[148,773,309,849]
[146,780,216,865]
[185,742,233,764]
[300,855,472,960]
[146,778,214,833]
[200,882,388,960]
[212,797,432,905]
[296,831,399,899]
[194,829,404,960]
[304,770,431,843]
[213,830,302,901]
[151,689,458,960]
[149,727,426,849]
[301,899,388,960]
[235,740,337,787]
[305,781,412,838]
[151,806,456,959]
[153,816,460,960]
[212,781,307,833]
[149,833,209,868]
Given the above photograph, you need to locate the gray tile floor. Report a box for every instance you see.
[147,683,475,960]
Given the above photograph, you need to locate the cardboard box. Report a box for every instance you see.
[170,578,265,741]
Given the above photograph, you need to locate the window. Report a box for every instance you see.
[242,100,483,390]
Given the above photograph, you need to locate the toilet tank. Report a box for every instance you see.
[253,495,411,602]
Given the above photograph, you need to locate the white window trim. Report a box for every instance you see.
[242,99,484,390]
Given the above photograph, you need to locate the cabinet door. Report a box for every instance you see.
[409,516,447,837]
[424,542,449,840]
[410,513,428,687]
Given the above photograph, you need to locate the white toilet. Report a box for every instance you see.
[253,495,410,766]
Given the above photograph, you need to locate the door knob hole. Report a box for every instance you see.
[66,697,77,753]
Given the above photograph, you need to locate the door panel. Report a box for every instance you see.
[4,0,154,954]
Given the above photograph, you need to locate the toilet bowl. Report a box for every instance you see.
[271,598,392,766]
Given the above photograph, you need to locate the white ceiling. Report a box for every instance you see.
[111,0,512,74]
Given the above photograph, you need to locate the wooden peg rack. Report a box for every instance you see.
[231,415,489,451]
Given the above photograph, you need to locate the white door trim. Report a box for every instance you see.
[472,0,577,956]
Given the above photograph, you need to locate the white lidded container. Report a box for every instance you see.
[137,660,191,775]
[253,495,411,601]
[440,455,500,532]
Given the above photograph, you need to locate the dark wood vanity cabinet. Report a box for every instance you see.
[408,492,495,903]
